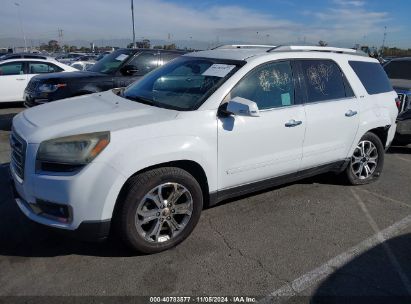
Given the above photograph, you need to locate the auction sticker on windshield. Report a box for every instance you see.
[115,54,129,61]
[202,64,236,78]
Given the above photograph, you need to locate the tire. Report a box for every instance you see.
[344,132,385,185]
[117,167,203,254]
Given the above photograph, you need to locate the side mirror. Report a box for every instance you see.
[121,65,139,76]
[223,97,260,117]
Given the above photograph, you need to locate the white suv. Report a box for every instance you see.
[10,45,398,253]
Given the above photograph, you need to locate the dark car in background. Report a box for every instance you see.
[55,52,87,64]
[71,54,99,62]
[24,48,185,107]
[384,57,411,145]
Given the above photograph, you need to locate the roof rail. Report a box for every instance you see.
[213,44,277,50]
[267,45,368,57]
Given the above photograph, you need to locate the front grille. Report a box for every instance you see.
[26,79,40,92]
[10,130,27,181]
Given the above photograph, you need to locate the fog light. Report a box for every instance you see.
[35,199,72,223]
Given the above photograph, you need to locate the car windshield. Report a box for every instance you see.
[384,60,411,80]
[89,49,133,74]
[96,53,107,61]
[122,56,243,111]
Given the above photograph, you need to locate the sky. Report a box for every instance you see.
[0,0,410,48]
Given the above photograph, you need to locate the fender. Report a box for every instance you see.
[99,135,217,219]
[348,106,393,157]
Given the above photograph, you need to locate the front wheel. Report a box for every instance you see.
[344,132,385,185]
[117,167,203,254]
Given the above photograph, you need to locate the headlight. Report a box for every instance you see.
[37,132,110,165]
[38,83,66,93]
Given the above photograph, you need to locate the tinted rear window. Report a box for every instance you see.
[300,60,348,103]
[384,60,411,80]
[349,61,392,95]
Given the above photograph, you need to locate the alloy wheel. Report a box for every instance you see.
[351,140,379,180]
[135,182,193,243]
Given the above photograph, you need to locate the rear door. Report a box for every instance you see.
[0,61,27,102]
[297,59,359,169]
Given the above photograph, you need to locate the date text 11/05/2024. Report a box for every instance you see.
[149,296,257,303]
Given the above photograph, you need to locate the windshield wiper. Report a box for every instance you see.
[123,95,156,106]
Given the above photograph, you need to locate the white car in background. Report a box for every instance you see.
[0,58,76,103]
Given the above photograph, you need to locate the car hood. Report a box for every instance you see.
[33,70,105,81]
[15,90,179,143]
[390,79,411,92]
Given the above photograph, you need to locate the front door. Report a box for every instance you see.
[116,52,160,87]
[217,60,306,190]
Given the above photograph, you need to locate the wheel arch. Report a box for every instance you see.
[366,126,391,148]
[112,160,211,225]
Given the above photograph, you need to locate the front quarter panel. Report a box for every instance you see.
[98,110,218,218]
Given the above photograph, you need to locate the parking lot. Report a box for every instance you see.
[0,106,411,301]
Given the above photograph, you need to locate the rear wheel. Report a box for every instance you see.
[117,167,203,254]
[344,132,384,185]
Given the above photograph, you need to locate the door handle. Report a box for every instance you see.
[16,78,25,81]
[345,110,358,117]
[285,119,302,127]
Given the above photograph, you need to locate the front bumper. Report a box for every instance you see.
[23,90,52,108]
[13,183,111,241]
[10,142,127,240]
[23,89,68,108]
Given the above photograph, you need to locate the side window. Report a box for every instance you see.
[384,60,411,80]
[48,63,63,72]
[352,61,393,95]
[343,74,355,98]
[300,60,347,103]
[28,62,63,74]
[159,52,181,66]
[0,62,24,76]
[228,61,295,110]
[127,52,158,75]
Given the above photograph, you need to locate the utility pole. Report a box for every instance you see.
[381,26,387,56]
[58,28,63,51]
[131,0,136,48]
[14,2,27,52]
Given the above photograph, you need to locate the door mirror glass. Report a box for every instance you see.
[225,97,260,117]
[120,65,139,76]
